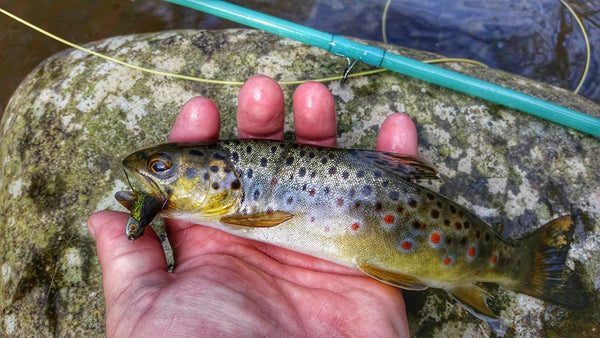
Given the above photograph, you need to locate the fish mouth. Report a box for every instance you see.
[115,165,170,212]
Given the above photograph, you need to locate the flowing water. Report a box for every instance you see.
[1,0,599,119]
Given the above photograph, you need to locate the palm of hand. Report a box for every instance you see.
[96,215,408,337]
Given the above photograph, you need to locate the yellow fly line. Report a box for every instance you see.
[0,2,590,91]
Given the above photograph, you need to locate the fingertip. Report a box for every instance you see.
[293,81,337,147]
[376,113,418,155]
[237,75,285,139]
[168,97,220,142]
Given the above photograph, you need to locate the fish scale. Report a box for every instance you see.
[116,139,587,332]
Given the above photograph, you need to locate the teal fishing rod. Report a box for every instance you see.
[165,0,600,138]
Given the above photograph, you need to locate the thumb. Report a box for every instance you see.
[88,210,170,303]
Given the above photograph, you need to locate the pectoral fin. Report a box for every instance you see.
[357,264,428,291]
[221,211,293,227]
[446,285,497,320]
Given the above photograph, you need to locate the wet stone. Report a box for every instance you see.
[1,29,600,337]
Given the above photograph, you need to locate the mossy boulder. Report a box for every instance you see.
[1,29,599,336]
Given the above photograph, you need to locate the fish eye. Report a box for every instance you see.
[148,153,173,175]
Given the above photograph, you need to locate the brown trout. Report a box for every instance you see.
[115,139,586,330]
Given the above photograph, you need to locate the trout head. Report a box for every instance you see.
[116,143,243,225]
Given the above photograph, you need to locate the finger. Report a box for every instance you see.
[87,211,169,303]
[292,81,337,147]
[237,75,285,139]
[168,96,220,142]
[375,113,418,155]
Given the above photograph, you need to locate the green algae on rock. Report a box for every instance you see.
[1,29,599,336]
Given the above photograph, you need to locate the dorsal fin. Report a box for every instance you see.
[351,149,439,180]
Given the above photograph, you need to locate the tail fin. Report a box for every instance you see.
[512,215,587,308]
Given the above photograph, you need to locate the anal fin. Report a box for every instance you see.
[447,285,497,320]
[357,264,428,291]
[221,211,293,227]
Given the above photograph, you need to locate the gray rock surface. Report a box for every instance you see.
[1,29,599,336]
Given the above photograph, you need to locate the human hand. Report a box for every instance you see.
[88,75,418,337]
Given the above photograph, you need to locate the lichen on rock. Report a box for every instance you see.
[1,29,599,336]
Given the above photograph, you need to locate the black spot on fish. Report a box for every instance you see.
[286,157,294,165]
[253,189,260,200]
[302,183,307,191]
[324,187,330,194]
[437,201,442,208]
[310,171,316,178]
[270,146,277,153]
[460,237,467,246]
[309,152,315,158]
[328,154,335,159]
[328,167,337,175]
[388,191,400,201]
[213,153,225,160]
[321,157,328,164]
[287,197,293,205]
[485,233,491,241]
[412,221,425,230]
[374,202,382,211]
[357,170,365,178]
[204,172,210,180]
[373,170,382,178]
[224,166,232,173]
[475,230,481,239]
[231,180,241,190]
[299,150,306,157]
[210,165,219,172]
[408,199,418,208]
[354,201,361,209]
[444,219,450,226]
[426,193,435,200]
[458,211,464,217]
[431,209,440,219]
[362,185,372,195]
[212,182,219,190]
[185,168,196,178]
[247,169,253,179]
[342,171,349,179]
[450,205,457,214]
[246,145,253,153]
[189,150,204,157]
[383,180,389,187]
[260,157,268,167]
[231,152,239,162]
[349,188,356,199]
[464,221,470,229]
[396,205,404,213]
[298,167,306,177]
[445,238,452,244]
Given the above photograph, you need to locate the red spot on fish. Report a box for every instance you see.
[266,208,273,214]
[443,257,451,265]
[401,241,412,250]
[270,178,278,185]
[454,222,462,230]
[430,232,440,244]
[468,246,476,257]
[475,270,480,275]
[492,255,497,264]
[310,216,315,222]
[351,222,360,231]
[308,188,316,196]
[336,198,344,207]
[383,214,395,224]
